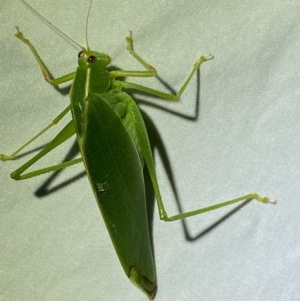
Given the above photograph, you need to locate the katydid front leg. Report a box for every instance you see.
[111,31,213,100]
[15,27,75,85]
[126,30,157,75]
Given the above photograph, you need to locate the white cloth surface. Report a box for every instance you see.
[1,1,299,300]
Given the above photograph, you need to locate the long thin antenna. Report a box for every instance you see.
[85,0,94,50]
[20,0,85,50]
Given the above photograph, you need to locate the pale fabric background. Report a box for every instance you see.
[1,1,299,300]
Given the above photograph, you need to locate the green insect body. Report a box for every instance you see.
[0,1,276,299]
[72,50,158,295]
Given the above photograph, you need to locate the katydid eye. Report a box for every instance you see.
[88,55,97,63]
[78,50,84,57]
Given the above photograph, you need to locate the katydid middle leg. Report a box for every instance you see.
[0,106,70,161]
[1,119,82,181]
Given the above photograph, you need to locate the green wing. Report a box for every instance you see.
[76,92,156,299]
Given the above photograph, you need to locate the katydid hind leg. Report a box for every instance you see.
[136,125,276,221]
[144,148,276,221]
[123,94,167,219]
[134,109,276,221]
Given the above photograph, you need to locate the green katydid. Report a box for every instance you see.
[0,0,276,299]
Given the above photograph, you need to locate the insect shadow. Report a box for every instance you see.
[32,68,250,242]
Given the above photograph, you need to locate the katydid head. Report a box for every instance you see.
[78,50,111,69]
[77,0,112,70]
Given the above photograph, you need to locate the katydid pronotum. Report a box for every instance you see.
[0,0,276,299]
